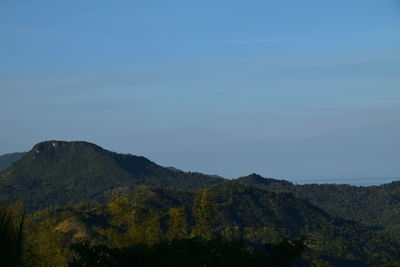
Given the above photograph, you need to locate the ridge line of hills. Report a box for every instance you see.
[1,140,400,235]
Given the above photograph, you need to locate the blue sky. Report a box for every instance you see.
[1,0,400,182]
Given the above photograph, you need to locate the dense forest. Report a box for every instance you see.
[3,184,399,266]
[1,200,310,266]
[237,174,400,239]
[1,141,400,266]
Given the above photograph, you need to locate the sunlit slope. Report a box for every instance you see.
[33,182,400,266]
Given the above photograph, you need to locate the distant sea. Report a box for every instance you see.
[292,177,400,186]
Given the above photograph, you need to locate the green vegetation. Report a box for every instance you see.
[3,183,397,266]
[0,204,25,266]
[236,173,400,239]
[166,206,188,240]
[24,216,68,267]
[1,140,400,266]
[190,189,217,240]
[0,190,309,267]
[69,237,306,267]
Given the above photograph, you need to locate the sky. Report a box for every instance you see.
[1,0,400,183]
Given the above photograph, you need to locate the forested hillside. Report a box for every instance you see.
[19,183,400,266]
[237,173,400,238]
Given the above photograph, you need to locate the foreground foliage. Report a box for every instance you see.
[69,237,306,267]
[0,204,25,266]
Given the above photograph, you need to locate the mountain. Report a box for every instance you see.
[236,173,400,238]
[236,173,293,191]
[28,182,400,266]
[2,140,400,240]
[0,152,26,171]
[2,140,400,265]
[0,141,223,210]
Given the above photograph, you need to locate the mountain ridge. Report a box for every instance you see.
[2,140,400,241]
[2,140,400,265]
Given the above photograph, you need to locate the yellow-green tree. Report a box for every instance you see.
[23,218,68,267]
[167,206,188,240]
[144,209,161,245]
[106,190,162,247]
[107,191,131,228]
[191,189,217,240]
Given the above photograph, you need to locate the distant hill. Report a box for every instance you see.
[236,173,400,239]
[236,173,293,191]
[0,152,26,171]
[0,141,223,210]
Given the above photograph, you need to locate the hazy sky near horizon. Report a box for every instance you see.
[1,0,400,181]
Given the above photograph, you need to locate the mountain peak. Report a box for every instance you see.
[33,140,101,152]
[247,173,265,180]
[236,173,293,190]
[1,140,223,210]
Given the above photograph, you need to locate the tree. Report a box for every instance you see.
[167,206,188,240]
[191,189,217,240]
[0,205,25,266]
[144,209,162,245]
[263,237,306,266]
[23,218,68,267]
[106,190,162,247]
